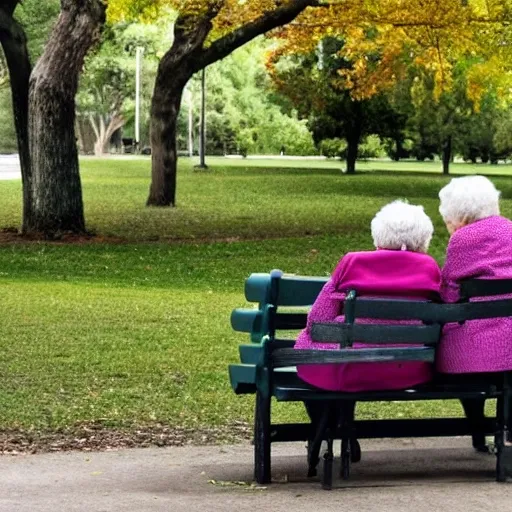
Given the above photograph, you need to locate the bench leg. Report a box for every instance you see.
[338,400,358,480]
[306,401,331,478]
[461,398,488,452]
[254,390,271,484]
[341,436,351,480]
[322,433,334,490]
[495,395,509,482]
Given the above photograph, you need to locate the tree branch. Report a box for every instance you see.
[0,0,32,229]
[105,113,125,141]
[0,0,19,19]
[0,3,23,40]
[195,0,321,71]
[89,114,100,139]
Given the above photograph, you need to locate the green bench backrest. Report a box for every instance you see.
[310,279,512,348]
[229,273,512,392]
[244,270,328,306]
[232,273,512,341]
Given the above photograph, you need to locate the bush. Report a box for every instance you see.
[320,135,386,160]
[319,138,347,159]
[358,135,387,159]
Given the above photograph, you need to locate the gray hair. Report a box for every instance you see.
[439,175,500,225]
[371,200,434,253]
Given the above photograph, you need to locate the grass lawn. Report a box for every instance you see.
[0,157,510,446]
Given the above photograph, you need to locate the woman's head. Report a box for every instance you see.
[371,200,434,253]
[439,176,500,234]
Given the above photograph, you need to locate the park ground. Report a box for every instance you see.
[2,438,507,511]
[1,157,512,453]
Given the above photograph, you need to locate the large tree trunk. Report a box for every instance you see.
[442,135,452,175]
[0,6,32,232]
[26,0,105,236]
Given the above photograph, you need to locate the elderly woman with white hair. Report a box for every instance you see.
[437,175,512,451]
[294,200,441,393]
[294,200,441,470]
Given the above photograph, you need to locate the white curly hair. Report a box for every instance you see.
[371,200,434,253]
[439,175,500,226]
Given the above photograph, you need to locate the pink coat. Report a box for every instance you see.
[437,215,512,374]
[294,250,441,392]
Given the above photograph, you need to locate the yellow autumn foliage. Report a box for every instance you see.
[270,0,512,104]
[107,0,308,36]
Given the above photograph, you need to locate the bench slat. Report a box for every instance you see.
[271,370,500,401]
[229,364,257,394]
[353,299,439,321]
[274,313,308,330]
[268,418,497,441]
[244,273,272,303]
[353,299,512,323]
[277,277,328,306]
[311,323,441,345]
[231,308,262,333]
[443,300,512,322]
[239,340,296,364]
[239,345,262,365]
[461,278,512,298]
[271,346,436,367]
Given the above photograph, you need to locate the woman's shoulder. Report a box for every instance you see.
[455,215,511,235]
[336,250,440,273]
[450,215,512,248]
[407,250,439,265]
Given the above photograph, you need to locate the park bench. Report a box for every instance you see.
[229,270,512,489]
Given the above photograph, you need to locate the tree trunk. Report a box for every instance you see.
[0,13,32,232]
[90,114,125,156]
[442,135,452,175]
[26,0,105,236]
[147,0,317,207]
[394,137,403,161]
[148,75,189,206]
[346,134,359,174]
[345,102,363,175]
[147,14,213,207]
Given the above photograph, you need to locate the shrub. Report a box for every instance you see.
[319,138,347,159]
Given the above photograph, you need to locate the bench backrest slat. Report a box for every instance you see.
[353,298,512,323]
[274,313,308,330]
[311,323,441,346]
[277,277,328,306]
[244,272,328,306]
[460,278,512,299]
[353,299,439,322]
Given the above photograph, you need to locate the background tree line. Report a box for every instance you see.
[4,22,512,171]
[2,0,512,237]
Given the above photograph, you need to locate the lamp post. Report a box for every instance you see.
[135,46,143,152]
[195,67,208,169]
[188,87,194,158]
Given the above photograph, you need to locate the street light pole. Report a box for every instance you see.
[187,87,194,158]
[196,67,208,169]
[135,46,143,152]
